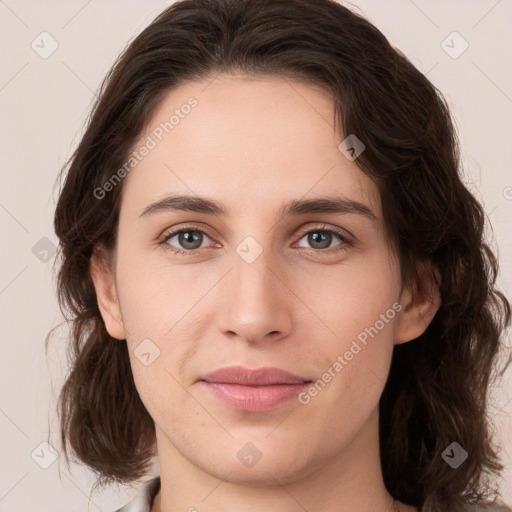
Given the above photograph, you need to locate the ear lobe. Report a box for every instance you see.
[395,264,441,345]
[90,246,126,340]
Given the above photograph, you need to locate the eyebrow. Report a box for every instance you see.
[138,194,377,221]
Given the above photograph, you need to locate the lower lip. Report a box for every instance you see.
[200,381,309,412]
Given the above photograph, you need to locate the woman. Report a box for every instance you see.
[49,0,512,510]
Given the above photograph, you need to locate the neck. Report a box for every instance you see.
[151,407,417,512]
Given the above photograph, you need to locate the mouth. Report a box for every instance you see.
[198,366,313,412]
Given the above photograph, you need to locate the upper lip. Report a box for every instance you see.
[200,366,311,386]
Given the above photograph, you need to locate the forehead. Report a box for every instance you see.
[122,75,380,218]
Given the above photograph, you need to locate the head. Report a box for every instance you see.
[50,0,511,509]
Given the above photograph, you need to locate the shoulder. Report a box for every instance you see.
[114,476,161,512]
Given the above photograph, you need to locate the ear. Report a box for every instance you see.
[90,245,126,340]
[395,263,441,345]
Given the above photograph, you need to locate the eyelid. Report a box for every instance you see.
[295,222,353,242]
[157,222,214,240]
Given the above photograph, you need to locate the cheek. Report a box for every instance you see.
[298,252,399,406]
[115,246,199,338]
[303,250,399,341]
[303,302,396,437]
[114,249,213,393]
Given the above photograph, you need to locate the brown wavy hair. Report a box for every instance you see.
[48,0,511,509]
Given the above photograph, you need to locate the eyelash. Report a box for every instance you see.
[157,224,353,256]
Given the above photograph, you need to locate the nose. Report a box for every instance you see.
[217,248,293,346]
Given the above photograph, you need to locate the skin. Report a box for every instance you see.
[91,75,439,512]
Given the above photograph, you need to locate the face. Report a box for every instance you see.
[92,75,434,486]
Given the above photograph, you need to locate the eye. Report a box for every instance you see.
[160,226,214,255]
[294,225,352,253]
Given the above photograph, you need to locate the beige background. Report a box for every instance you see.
[0,1,511,510]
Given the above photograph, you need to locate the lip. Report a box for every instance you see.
[199,366,312,412]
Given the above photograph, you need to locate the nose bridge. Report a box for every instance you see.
[236,245,273,294]
[219,237,292,342]
[229,215,279,295]
[232,238,280,310]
